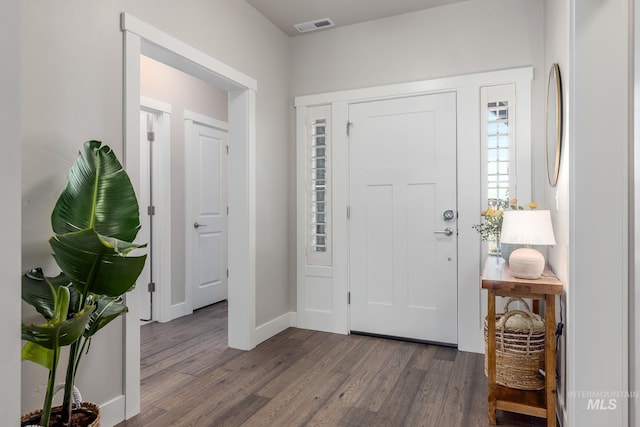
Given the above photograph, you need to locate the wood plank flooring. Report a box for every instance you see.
[117,302,545,427]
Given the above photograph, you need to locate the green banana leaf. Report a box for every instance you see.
[49,141,147,297]
[50,229,146,297]
[21,286,94,370]
[85,294,128,338]
[51,140,141,242]
[22,268,77,320]
[22,268,127,339]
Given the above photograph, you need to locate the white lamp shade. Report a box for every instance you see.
[500,210,556,246]
[500,210,556,279]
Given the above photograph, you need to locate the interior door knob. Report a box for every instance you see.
[194,222,207,228]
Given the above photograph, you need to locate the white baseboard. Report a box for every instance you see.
[99,394,125,427]
[255,311,296,345]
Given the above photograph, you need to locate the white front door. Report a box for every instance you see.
[349,92,458,344]
[186,120,228,310]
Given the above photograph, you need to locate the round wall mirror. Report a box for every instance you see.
[545,64,563,187]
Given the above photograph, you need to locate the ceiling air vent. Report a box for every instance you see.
[294,18,335,33]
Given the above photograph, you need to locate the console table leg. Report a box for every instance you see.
[545,294,556,427]
[488,290,497,424]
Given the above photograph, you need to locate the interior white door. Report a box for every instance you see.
[186,121,228,310]
[349,92,458,344]
[138,110,154,321]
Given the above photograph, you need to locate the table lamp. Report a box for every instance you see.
[500,210,556,279]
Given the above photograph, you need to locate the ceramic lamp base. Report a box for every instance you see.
[508,247,545,279]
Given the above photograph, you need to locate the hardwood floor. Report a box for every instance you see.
[117,302,545,427]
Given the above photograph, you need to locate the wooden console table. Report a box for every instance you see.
[482,257,563,426]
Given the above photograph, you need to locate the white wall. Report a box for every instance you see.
[570,0,631,426]
[0,0,21,424]
[20,0,291,422]
[634,1,640,425]
[140,55,228,307]
[292,0,543,97]
[543,0,570,424]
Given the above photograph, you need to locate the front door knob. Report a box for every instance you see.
[433,227,454,236]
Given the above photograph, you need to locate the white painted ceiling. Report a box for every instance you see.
[246,0,469,37]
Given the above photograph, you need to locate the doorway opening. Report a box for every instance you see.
[138,55,230,324]
[122,12,257,419]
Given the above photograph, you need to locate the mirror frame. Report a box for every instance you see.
[545,63,563,187]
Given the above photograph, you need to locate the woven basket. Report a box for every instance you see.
[484,297,546,390]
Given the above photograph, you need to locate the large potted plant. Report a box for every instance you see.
[21,140,147,426]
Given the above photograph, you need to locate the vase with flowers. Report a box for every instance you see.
[473,199,537,257]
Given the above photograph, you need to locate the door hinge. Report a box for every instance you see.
[148,282,156,293]
[347,205,351,219]
[227,206,229,215]
[348,292,351,305]
[346,121,354,136]
[147,131,155,142]
[147,206,156,216]
[226,268,229,278]
[226,145,229,154]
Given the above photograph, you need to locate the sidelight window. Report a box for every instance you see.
[306,106,332,265]
[481,85,516,204]
[487,101,511,200]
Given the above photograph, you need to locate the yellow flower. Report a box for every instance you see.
[495,210,504,217]
[486,209,495,216]
[528,202,538,209]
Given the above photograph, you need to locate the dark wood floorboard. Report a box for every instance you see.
[117,302,546,427]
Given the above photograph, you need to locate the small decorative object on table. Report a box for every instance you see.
[472,199,506,256]
[473,199,537,257]
[500,209,556,279]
